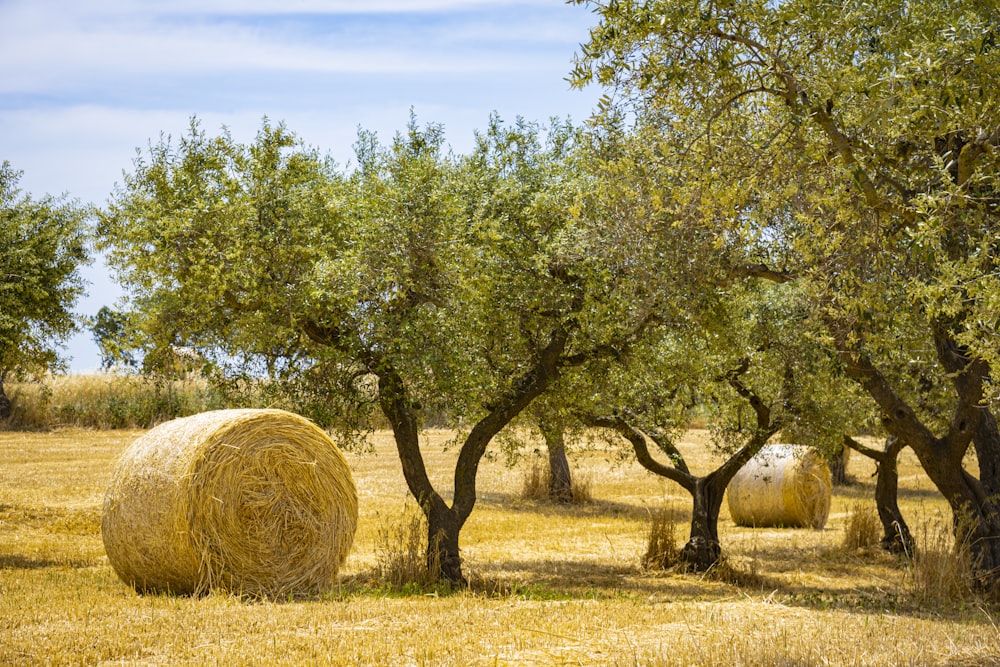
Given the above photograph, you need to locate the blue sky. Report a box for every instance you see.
[0,0,602,372]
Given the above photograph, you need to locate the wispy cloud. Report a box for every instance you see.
[1,1,588,96]
[0,0,600,370]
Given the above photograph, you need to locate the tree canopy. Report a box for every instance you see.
[0,161,90,417]
[99,114,671,582]
[571,0,1000,587]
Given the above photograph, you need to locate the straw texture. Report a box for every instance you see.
[726,444,832,529]
[101,409,358,597]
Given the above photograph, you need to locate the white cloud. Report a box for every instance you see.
[0,1,602,371]
[55,0,541,15]
[1,1,587,95]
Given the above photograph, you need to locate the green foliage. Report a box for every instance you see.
[99,113,665,436]
[0,161,91,379]
[572,0,1000,379]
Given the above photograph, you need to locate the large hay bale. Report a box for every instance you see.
[101,409,358,597]
[726,444,832,529]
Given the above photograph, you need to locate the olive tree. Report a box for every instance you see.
[99,116,664,584]
[0,162,90,418]
[574,278,864,570]
[573,0,1000,589]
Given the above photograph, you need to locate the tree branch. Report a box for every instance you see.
[580,412,696,493]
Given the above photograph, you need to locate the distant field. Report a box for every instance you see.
[1,427,998,666]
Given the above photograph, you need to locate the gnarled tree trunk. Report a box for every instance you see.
[837,327,1000,591]
[584,364,779,572]
[425,503,464,584]
[679,476,726,569]
[539,415,573,503]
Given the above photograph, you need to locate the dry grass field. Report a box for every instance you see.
[1,426,998,665]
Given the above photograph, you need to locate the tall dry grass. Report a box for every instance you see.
[906,510,980,608]
[373,505,442,589]
[3,374,228,430]
[841,500,882,551]
[519,455,593,504]
[642,505,683,570]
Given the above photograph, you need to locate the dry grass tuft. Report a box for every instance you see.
[906,511,979,607]
[374,505,441,588]
[101,409,358,598]
[520,457,549,500]
[841,501,881,551]
[642,506,683,570]
[519,456,593,504]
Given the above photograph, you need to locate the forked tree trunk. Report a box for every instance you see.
[425,504,464,584]
[374,364,470,586]
[539,416,573,503]
[585,376,778,574]
[679,476,726,570]
[363,318,579,586]
[838,330,1000,591]
[303,293,627,587]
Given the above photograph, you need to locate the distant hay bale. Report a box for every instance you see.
[101,409,358,597]
[726,444,832,529]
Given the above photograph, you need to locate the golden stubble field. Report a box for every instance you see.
[1,427,998,666]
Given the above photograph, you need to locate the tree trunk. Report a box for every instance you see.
[539,415,573,503]
[829,442,851,486]
[426,504,465,586]
[679,476,725,570]
[375,364,466,584]
[834,328,1000,590]
[0,379,10,421]
[873,438,914,555]
[973,408,1000,499]
[844,436,914,555]
[918,451,1000,590]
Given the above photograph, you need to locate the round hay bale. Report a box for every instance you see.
[726,444,832,529]
[101,409,358,597]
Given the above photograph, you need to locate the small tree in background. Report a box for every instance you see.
[574,280,864,571]
[90,306,138,371]
[0,161,90,419]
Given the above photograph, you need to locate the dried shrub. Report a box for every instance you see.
[841,501,881,551]
[375,505,440,588]
[642,506,682,570]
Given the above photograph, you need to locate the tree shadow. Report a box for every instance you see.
[0,553,93,570]
[476,491,683,522]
